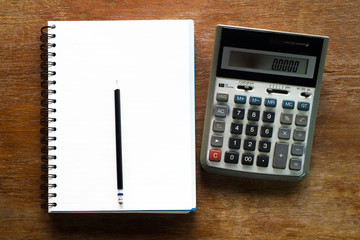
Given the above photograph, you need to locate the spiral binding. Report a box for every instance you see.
[40,24,58,209]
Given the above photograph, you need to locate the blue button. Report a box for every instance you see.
[234,95,246,104]
[265,98,277,107]
[298,102,310,111]
[250,96,262,105]
[283,100,295,109]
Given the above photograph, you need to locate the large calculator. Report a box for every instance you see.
[200,26,328,181]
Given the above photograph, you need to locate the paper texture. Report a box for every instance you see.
[47,20,195,212]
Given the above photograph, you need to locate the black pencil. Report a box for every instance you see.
[115,81,123,204]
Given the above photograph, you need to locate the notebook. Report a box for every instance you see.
[40,20,196,213]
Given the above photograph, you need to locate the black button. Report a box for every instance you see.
[262,111,275,123]
[259,140,271,152]
[244,139,256,151]
[246,124,258,136]
[225,152,239,164]
[230,122,243,134]
[229,137,241,149]
[248,109,260,121]
[242,153,254,165]
[261,126,273,138]
[232,107,245,119]
[257,155,269,167]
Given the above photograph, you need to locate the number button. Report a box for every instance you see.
[232,107,245,119]
[242,153,254,165]
[244,139,256,151]
[246,124,258,136]
[259,140,271,152]
[229,137,241,149]
[225,152,239,164]
[230,122,243,134]
[261,126,273,138]
[214,105,227,118]
[248,109,260,121]
[263,111,275,123]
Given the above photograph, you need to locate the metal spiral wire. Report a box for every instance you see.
[40,24,57,209]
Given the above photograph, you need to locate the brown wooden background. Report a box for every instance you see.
[0,0,359,239]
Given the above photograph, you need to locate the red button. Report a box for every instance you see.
[209,150,221,162]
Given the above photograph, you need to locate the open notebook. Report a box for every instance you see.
[40,20,196,213]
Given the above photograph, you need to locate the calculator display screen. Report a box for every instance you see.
[221,47,316,79]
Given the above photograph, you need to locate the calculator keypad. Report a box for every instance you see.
[206,79,314,177]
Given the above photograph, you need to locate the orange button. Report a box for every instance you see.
[209,150,221,162]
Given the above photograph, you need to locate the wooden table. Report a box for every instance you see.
[1,0,359,239]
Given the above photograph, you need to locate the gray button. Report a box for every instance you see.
[278,128,291,140]
[216,93,229,102]
[294,129,306,141]
[211,135,223,147]
[291,144,304,156]
[280,113,293,125]
[273,143,289,169]
[289,158,302,171]
[214,105,227,118]
[213,120,225,132]
[295,114,308,126]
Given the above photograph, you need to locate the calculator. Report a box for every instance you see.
[200,26,328,181]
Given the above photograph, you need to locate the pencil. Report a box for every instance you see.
[115,81,123,204]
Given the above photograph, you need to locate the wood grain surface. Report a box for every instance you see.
[0,0,359,239]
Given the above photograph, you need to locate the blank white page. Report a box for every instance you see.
[47,20,195,212]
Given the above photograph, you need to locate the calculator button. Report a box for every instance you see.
[295,115,308,127]
[280,113,293,125]
[257,155,269,167]
[291,144,304,156]
[273,143,289,169]
[289,158,302,171]
[259,140,271,152]
[232,107,245,119]
[298,102,310,111]
[250,96,262,106]
[211,135,223,147]
[242,153,254,165]
[262,111,275,123]
[265,98,277,107]
[261,126,273,138]
[213,120,225,132]
[282,100,295,109]
[214,105,228,118]
[229,137,241,149]
[248,109,260,121]
[230,122,243,134]
[234,95,246,104]
[278,128,291,140]
[293,129,306,141]
[216,93,229,102]
[209,150,221,162]
[245,124,258,136]
[244,139,256,151]
[225,152,239,164]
